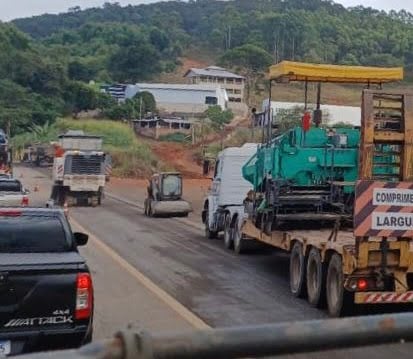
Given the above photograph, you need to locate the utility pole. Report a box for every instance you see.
[251,108,256,142]
[6,119,10,139]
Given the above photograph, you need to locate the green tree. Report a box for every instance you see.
[108,42,161,82]
[205,105,234,131]
[133,91,157,115]
[220,44,273,72]
[64,82,98,116]
[0,80,35,134]
[68,60,95,81]
[220,44,272,104]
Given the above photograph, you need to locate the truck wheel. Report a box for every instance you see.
[144,199,148,216]
[148,202,154,217]
[290,242,306,298]
[233,218,245,255]
[67,195,75,207]
[204,206,218,240]
[91,196,99,207]
[205,224,218,240]
[306,248,326,308]
[57,188,66,207]
[224,214,233,250]
[326,253,354,317]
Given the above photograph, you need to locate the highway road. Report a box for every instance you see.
[19,164,413,358]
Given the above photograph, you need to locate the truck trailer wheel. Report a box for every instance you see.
[290,242,306,298]
[224,214,233,250]
[205,224,218,240]
[326,253,354,317]
[144,199,149,216]
[204,204,218,240]
[306,248,326,308]
[233,218,245,255]
[91,196,99,207]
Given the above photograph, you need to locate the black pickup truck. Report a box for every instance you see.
[0,208,93,356]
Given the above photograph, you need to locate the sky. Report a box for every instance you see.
[0,0,412,22]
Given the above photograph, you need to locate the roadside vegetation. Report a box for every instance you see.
[13,119,166,177]
[2,0,411,178]
[1,0,410,138]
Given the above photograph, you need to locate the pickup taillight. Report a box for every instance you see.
[21,196,29,207]
[75,273,93,320]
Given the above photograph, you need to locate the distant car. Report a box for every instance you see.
[0,208,93,355]
[0,179,30,207]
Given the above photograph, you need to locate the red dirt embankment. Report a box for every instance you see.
[151,142,204,178]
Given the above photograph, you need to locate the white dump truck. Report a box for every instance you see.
[202,143,258,251]
[50,131,110,207]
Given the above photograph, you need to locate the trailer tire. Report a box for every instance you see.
[144,199,148,216]
[91,196,99,207]
[326,253,354,317]
[306,248,326,308]
[206,224,218,240]
[290,242,306,298]
[233,218,245,255]
[224,214,233,250]
[204,204,218,240]
[56,187,66,207]
[148,205,154,218]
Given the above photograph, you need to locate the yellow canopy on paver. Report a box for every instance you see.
[269,61,404,84]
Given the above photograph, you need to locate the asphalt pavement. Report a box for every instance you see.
[16,164,413,358]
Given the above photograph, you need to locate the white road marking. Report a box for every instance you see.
[70,217,211,330]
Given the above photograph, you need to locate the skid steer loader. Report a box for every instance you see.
[144,172,192,218]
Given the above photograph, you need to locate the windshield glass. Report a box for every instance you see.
[162,175,182,197]
[0,216,70,253]
[0,181,21,192]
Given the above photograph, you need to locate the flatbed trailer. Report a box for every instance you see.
[238,218,413,316]
[221,63,413,317]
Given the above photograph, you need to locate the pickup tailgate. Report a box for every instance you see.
[0,252,85,332]
[0,193,23,207]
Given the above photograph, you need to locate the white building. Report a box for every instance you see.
[184,66,249,115]
[125,83,228,114]
[184,66,245,104]
[262,100,361,127]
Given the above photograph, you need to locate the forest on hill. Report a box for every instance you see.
[2,0,413,134]
[14,0,413,70]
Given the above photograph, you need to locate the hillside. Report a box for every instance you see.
[13,0,413,71]
[0,0,412,140]
[0,23,68,134]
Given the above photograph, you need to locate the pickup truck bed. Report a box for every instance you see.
[0,178,29,207]
[0,208,92,355]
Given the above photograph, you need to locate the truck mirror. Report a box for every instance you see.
[74,232,89,246]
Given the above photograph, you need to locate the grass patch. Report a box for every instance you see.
[57,119,166,177]
[13,118,168,178]
[158,132,191,143]
[55,119,136,148]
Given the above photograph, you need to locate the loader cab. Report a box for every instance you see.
[149,173,183,201]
